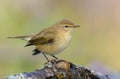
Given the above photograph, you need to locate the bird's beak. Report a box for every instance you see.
[73,25,80,28]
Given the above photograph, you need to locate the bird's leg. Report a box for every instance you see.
[32,49,49,62]
[41,52,50,62]
[50,54,59,59]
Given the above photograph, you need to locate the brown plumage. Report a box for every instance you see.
[9,19,80,61]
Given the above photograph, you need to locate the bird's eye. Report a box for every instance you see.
[64,26,69,28]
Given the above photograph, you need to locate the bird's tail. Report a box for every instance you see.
[8,34,35,41]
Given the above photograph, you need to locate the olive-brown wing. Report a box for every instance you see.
[25,34,55,46]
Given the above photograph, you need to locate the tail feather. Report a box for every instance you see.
[8,34,35,41]
[8,36,31,41]
[8,36,28,38]
[25,43,33,47]
[32,49,41,55]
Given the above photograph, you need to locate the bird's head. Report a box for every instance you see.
[55,19,80,33]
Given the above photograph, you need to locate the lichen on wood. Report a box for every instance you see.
[6,59,111,79]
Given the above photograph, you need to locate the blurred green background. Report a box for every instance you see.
[0,0,120,78]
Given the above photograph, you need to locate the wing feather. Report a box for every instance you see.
[25,28,57,46]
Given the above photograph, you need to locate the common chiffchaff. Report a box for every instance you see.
[9,19,80,61]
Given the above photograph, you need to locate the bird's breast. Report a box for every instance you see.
[53,33,72,54]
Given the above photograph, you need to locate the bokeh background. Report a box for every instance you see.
[0,0,120,78]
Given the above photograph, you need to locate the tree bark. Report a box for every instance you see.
[6,59,111,79]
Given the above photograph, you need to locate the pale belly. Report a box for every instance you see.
[53,39,71,55]
[36,34,71,55]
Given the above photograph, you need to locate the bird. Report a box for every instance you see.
[8,19,80,61]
